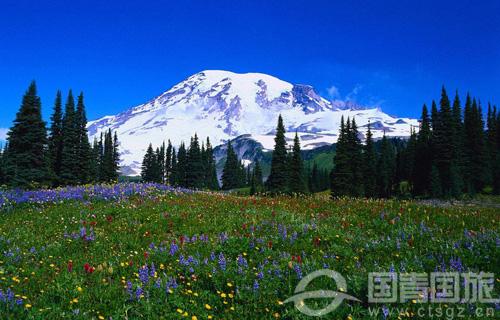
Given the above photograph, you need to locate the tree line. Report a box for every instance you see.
[331,87,500,198]
[0,82,120,189]
[141,135,219,190]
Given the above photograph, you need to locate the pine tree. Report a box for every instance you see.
[141,144,156,182]
[331,116,351,197]
[308,162,319,193]
[413,104,433,196]
[156,142,165,183]
[165,140,173,184]
[75,92,92,184]
[266,115,289,193]
[432,87,457,197]
[430,164,442,198]
[347,118,364,196]
[186,134,204,188]
[60,90,79,185]
[376,134,395,198]
[89,137,100,182]
[112,131,120,180]
[4,81,50,188]
[464,98,488,194]
[205,138,219,190]
[363,122,377,197]
[176,143,187,187]
[48,90,64,184]
[169,148,177,186]
[288,132,306,194]
[222,141,241,190]
[253,159,263,188]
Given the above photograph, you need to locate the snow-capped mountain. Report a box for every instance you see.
[87,70,419,175]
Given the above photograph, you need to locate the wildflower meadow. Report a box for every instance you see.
[0,184,499,319]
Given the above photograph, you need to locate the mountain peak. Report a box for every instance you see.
[87,70,418,175]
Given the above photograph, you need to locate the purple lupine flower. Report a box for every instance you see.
[294,264,303,279]
[253,280,259,291]
[169,242,179,256]
[218,252,226,271]
[126,281,134,300]
[138,265,149,284]
[382,305,390,319]
[150,263,156,277]
[135,286,144,299]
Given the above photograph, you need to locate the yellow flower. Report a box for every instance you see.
[72,298,78,303]
[98,316,105,320]
[77,286,82,292]
[227,282,233,287]
[205,304,211,310]
[208,316,213,320]
[228,293,234,299]
[25,304,32,308]
[220,293,227,298]
[177,308,183,314]
[192,317,198,320]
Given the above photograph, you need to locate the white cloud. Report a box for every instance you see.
[0,128,8,142]
[346,84,364,101]
[326,85,340,99]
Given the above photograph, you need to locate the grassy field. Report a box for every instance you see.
[0,185,499,319]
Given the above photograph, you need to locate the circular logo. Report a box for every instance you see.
[284,269,361,316]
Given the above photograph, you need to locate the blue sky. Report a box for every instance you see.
[1,0,499,138]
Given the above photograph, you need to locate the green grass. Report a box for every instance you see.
[0,191,499,319]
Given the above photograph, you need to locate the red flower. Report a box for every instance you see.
[179,235,185,246]
[297,255,302,264]
[129,260,134,267]
[106,215,113,223]
[267,241,273,248]
[90,221,97,227]
[67,260,73,272]
[144,251,149,259]
[84,263,94,273]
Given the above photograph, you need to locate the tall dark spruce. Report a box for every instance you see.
[288,132,306,194]
[48,91,64,183]
[266,115,289,193]
[4,82,50,188]
[60,90,79,185]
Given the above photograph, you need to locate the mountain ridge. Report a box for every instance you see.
[87,70,419,175]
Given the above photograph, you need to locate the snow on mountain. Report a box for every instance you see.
[87,70,419,175]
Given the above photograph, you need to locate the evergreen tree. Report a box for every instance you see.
[289,132,306,194]
[433,87,456,196]
[429,164,442,198]
[169,148,177,186]
[75,92,92,184]
[157,142,166,183]
[165,140,173,184]
[48,90,64,184]
[112,131,120,180]
[266,115,289,193]
[186,134,204,188]
[464,98,488,194]
[205,138,219,190]
[308,162,319,193]
[60,90,79,185]
[4,81,50,188]
[376,134,395,198]
[347,118,364,196]
[363,122,378,197]
[331,116,351,197]
[253,159,263,189]
[141,144,157,182]
[90,137,100,182]
[176,143,187,187]
[413,104,433,196]
[221,141,242,190]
